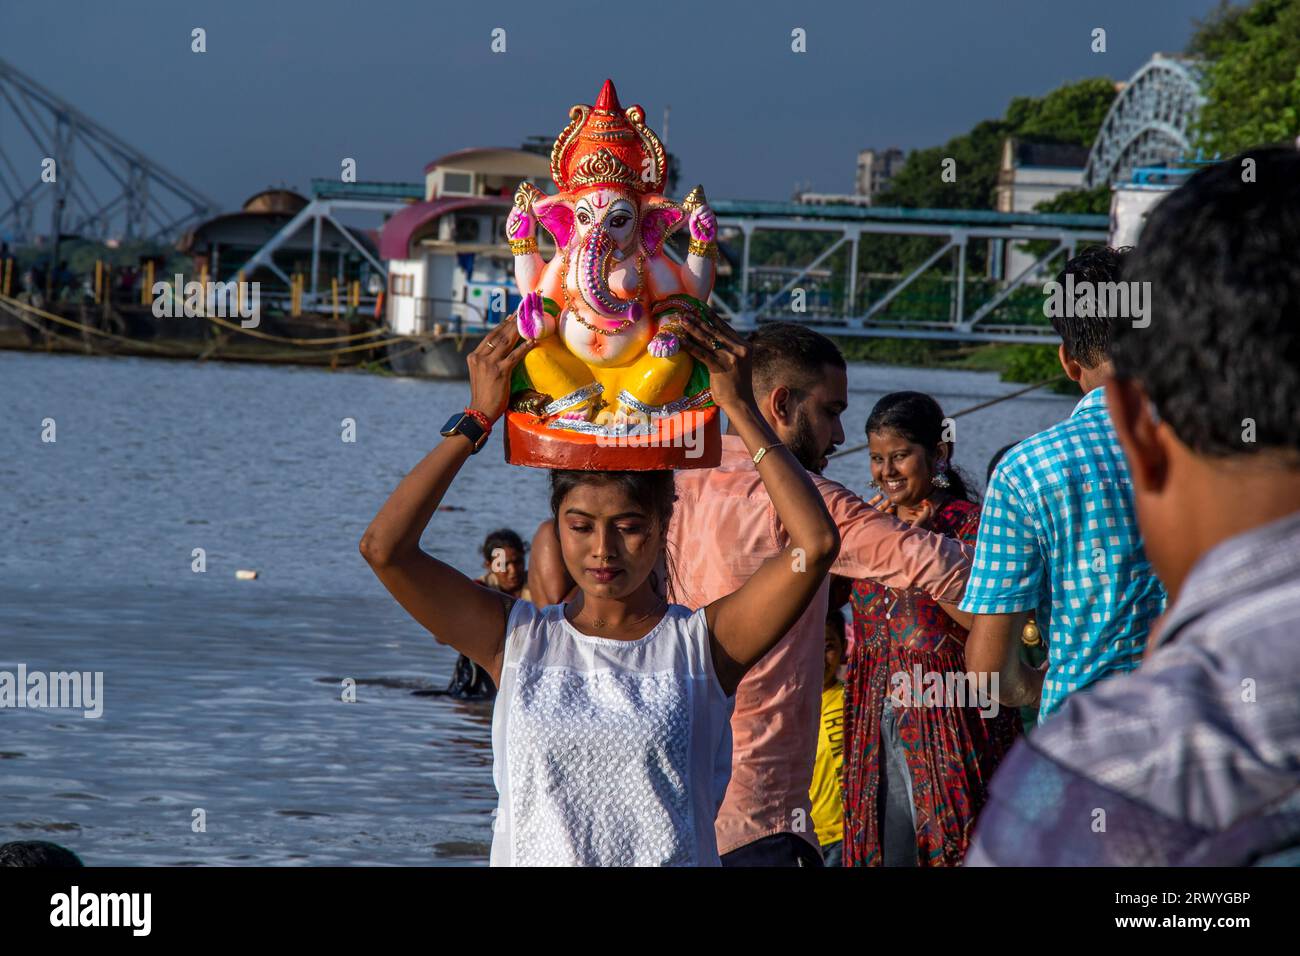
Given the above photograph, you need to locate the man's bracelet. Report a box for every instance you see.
[463,407,492,432]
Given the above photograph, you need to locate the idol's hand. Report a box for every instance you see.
[516,291,549,341]
[467,317,536,423]
[506,205,536,241]
[648,327,680,358]
[673,314,754,413]
[688,204,717,243]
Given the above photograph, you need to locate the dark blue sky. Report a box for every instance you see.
[2,0,1219,212]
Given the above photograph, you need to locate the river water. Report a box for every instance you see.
[0,350,1076,865]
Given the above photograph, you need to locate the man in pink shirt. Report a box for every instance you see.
[668,323,972,866]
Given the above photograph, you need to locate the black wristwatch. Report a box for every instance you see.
[440,411,490,453]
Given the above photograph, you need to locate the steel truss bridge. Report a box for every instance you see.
[707,200,1107,342]
[0,57,217,244]
[232,179,417,296]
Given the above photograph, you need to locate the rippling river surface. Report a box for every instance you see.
[0,350,1076,865]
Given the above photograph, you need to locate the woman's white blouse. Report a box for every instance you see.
[489,600,734,866]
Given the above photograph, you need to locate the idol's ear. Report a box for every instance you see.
[639,195,686,257]
[533,195,576,249]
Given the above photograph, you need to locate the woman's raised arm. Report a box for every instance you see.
[359,319,536,686]
[674,319,841,696]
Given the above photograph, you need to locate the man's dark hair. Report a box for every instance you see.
[1051,245,1129,368]
[481,528,526,563]
[1116,146,1300,460]
[0,841,84,867]
[747,322,845,398]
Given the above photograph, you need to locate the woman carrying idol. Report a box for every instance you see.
[360,314,840,866]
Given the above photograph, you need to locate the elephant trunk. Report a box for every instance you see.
[577,226,636,318]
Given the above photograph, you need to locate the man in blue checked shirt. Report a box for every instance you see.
[968,146,1300,866]
[961,246,1166,722]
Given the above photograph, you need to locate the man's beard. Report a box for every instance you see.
[786,407,826,474]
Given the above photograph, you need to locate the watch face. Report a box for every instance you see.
[460,416,486,441]
[441,413,487,449]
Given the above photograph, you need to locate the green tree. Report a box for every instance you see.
[1004,77,1119,149]
[1032,185,1111,216]
[1019,184,1112,261]
[1188,0,1255,57]
[877,77,1116,213]
[861,77,1116,276]
[1189,0,1300,154]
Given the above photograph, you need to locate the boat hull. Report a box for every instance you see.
[385,334,486,379]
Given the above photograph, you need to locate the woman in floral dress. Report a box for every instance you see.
[841,391,1021,866]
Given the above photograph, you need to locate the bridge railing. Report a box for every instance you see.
[709,208,1107,341]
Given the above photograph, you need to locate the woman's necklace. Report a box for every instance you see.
[573,596,666,632]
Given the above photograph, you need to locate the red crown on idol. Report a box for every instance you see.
[549,79,668,196]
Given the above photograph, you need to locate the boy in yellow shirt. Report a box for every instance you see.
[809,606,847,865]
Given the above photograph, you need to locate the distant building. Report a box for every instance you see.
[792,192,874,207]
[994,138,1090,278]
[178,188,377,284]
[856,147,905,200]
[379,147,553,349]
[420,146,553,205]
[791,146,906,207]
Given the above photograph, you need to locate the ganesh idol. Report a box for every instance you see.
[501,79,724,469]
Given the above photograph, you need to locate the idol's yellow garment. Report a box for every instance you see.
[809,682,845,847]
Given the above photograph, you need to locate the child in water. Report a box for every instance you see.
[448,529,531,699]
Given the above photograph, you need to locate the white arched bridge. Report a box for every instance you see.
[1084,53,1206,188]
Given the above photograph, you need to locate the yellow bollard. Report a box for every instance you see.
[331,277,339,318]
[349,279,360,309]
[237,270,245,313]
[142,261,155,305]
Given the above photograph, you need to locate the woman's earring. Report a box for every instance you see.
[931,465,951,489]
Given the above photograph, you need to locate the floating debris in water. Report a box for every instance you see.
[235,569,258,580]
